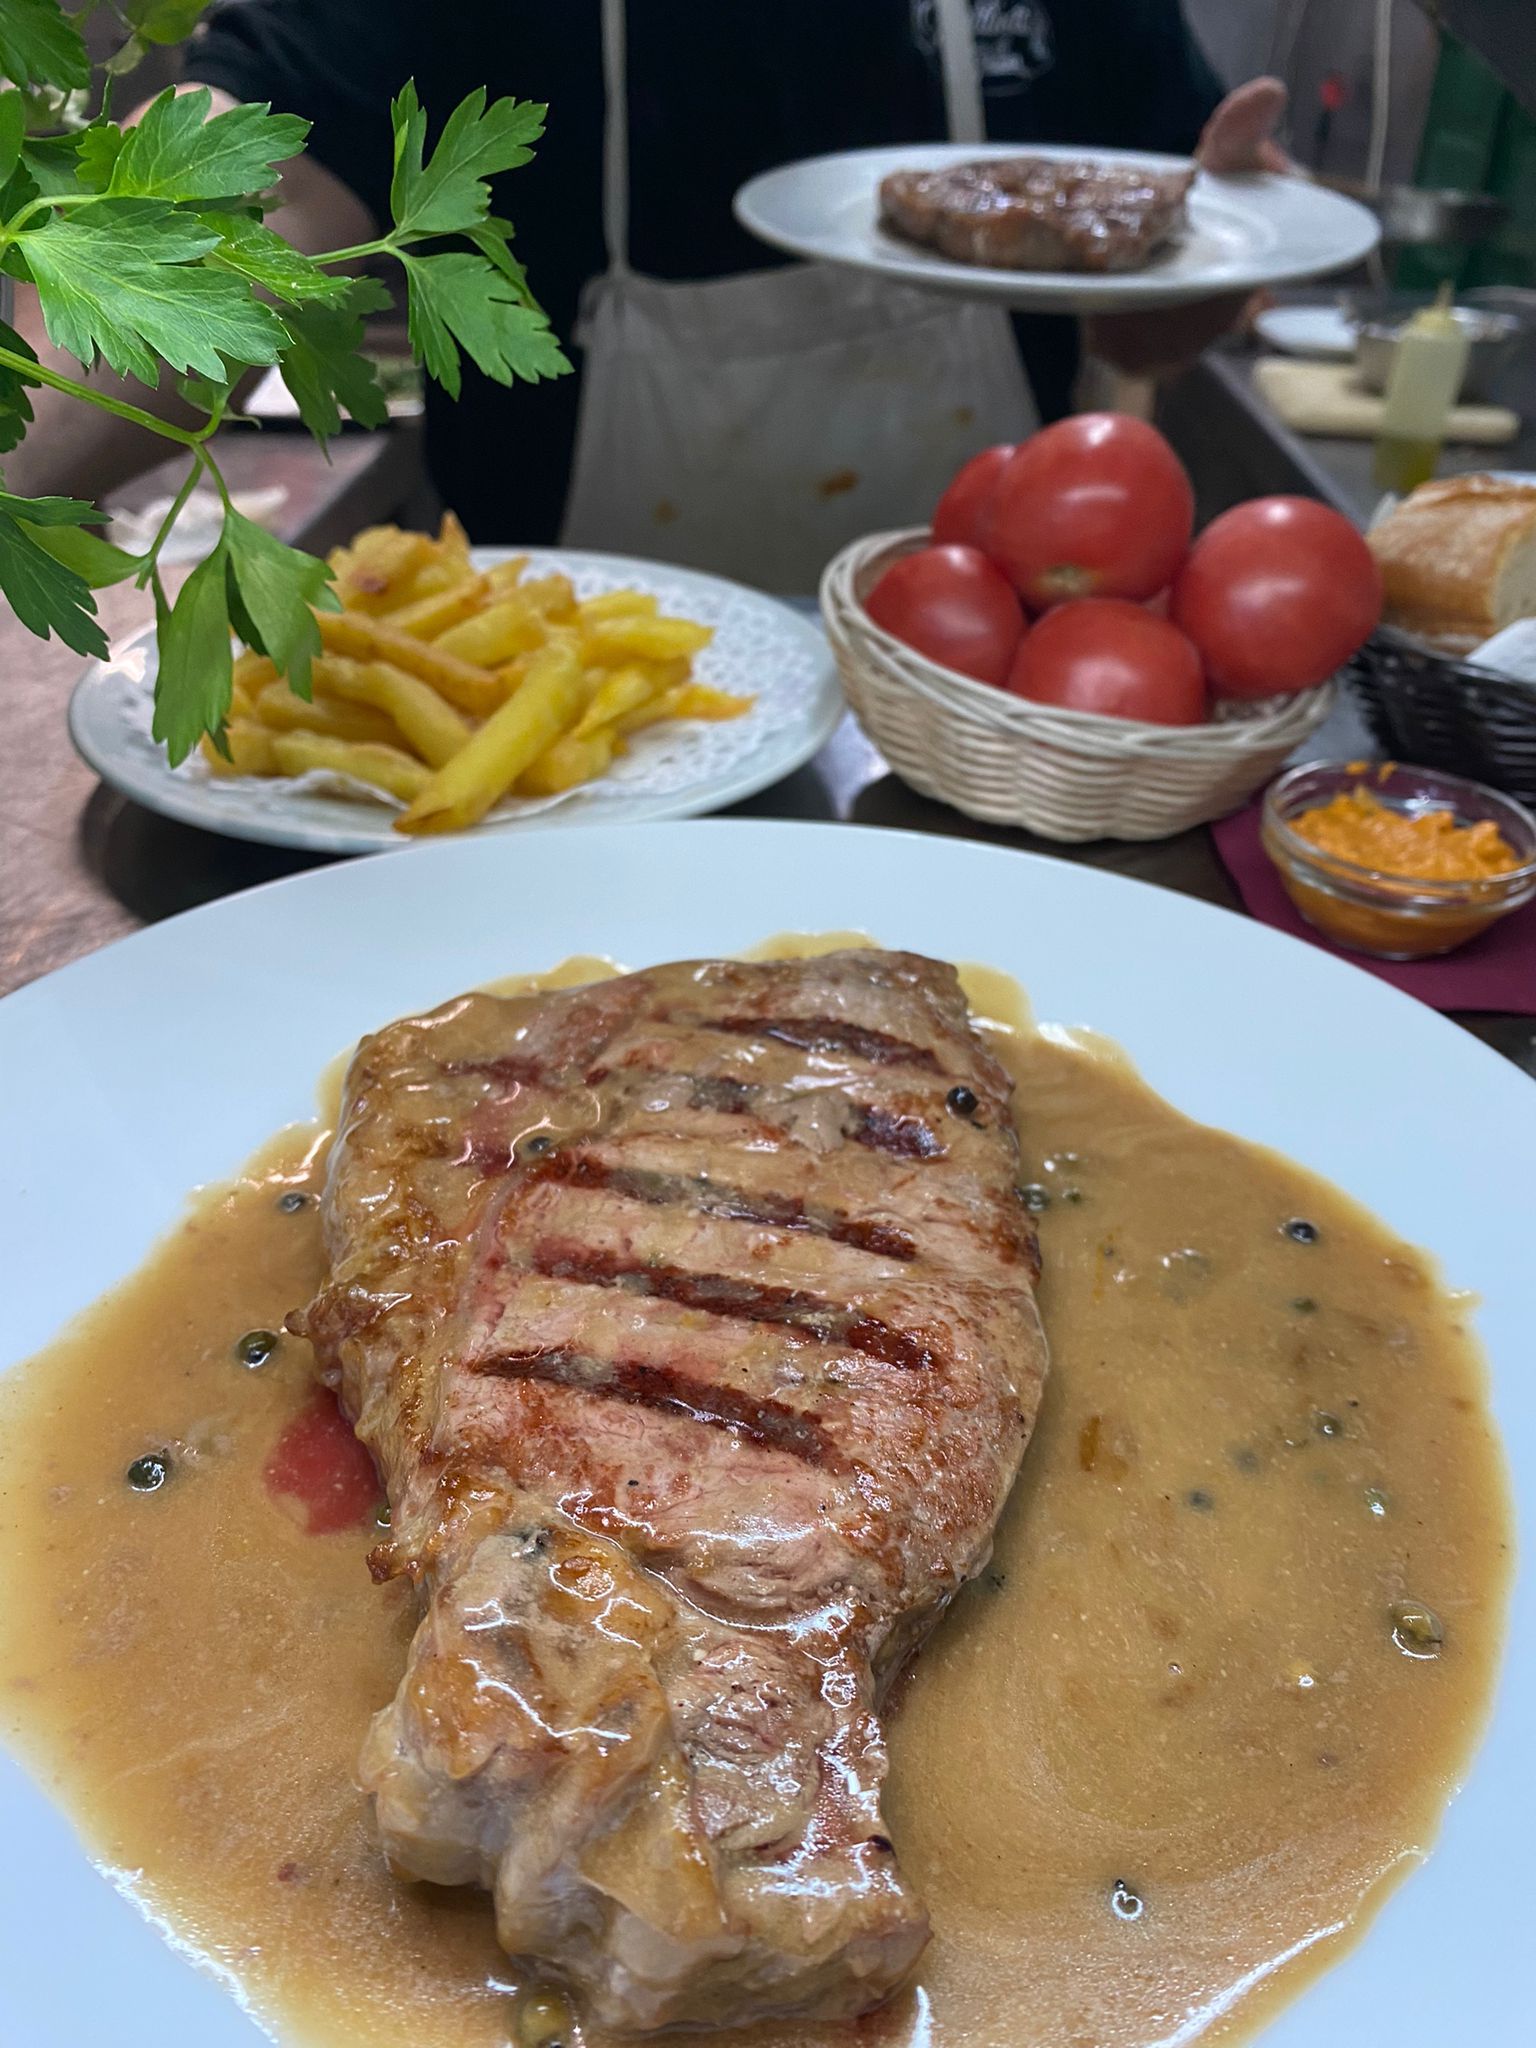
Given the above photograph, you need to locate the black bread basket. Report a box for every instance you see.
[1345,627,1536,807]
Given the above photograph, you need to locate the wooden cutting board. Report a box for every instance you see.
[1254,358,1519,445]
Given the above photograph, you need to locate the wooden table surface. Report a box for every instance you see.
[2,426,1532,1081]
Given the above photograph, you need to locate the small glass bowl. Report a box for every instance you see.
[1261,760,1536,960]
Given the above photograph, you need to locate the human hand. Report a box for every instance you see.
[1083,78,1290,376]
[1196,76,1292,174]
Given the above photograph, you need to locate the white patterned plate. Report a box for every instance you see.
[67,548,844,854]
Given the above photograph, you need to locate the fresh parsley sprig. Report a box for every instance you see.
[0,1,568,761]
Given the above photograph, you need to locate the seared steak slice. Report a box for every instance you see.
[879,156,1194,272]
[294,950,1047,2030]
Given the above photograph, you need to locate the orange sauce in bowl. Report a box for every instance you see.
[1290,787,1520,883]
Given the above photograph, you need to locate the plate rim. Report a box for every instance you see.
[66,546,845,855]
[734,143,1382,311]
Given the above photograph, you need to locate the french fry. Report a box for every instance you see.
[320,658,471,768]
[577,589,659,624]
[518,729,616,795]
[315,610,502,715]
[485,553,531,595]
[637,655,691,692]
[432,595,545,667]
[200,722,278,776]
[380,574,490,641]
[254,678,399,746]
[579,615,713,664]
[665,683,755,721]
[233,649,279,693]
[518,572,578,621]
[270,733,431,803]
[613,679,752,736]
[329,527,432,613]
[396,639,584,834]
[573,663,658,740]
[390,554,476,607]
[438,509,472,563]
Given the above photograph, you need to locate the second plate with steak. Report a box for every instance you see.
[736,142,1380,312]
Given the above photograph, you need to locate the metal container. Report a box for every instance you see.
[1352,304,1522,402]
[1320,179,1507,249]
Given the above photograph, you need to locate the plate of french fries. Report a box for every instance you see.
[68,518,843,853]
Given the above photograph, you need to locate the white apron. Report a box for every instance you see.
[559,0,1036,592]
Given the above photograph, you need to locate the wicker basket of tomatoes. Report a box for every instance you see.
[820,418,1381,843]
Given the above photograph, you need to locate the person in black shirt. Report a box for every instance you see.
[10,1,1289,585]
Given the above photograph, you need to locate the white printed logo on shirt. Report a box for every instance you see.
[911,0,1056,93]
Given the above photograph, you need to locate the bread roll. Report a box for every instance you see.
[1368,473,1536,653]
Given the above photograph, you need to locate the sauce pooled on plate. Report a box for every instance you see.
[0,949,1511,2048]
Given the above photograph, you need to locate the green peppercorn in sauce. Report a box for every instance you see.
[0,948,1511,2048]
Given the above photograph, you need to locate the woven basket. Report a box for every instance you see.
[1346,628,1536,807]
[820,530,1334,843]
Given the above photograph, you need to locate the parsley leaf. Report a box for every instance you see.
[0,489,100,528]
[222,509,334,699]
[106,88,310,205]
[21,200,288,382]
[0,488,108,657]
[464,218,535,299]
[152,543,232,765]
[0,0,90,93]
[278,280,390,443]
[21,520,139,587]
[0,316,38,456]
[18,130,86,199]
[75,120,125,194]
[401,250,568,401]
[0,89,26,188]
[204,211,350,305]
[123,0,216,45]
[389,83,545,237]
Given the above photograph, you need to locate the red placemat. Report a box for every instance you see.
[1210,798,1536,1013]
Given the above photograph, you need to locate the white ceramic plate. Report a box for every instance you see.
[1254,303,1358,358]
[1,820,1530,2048]
[67,549,843,854]
[735,144,1381,313]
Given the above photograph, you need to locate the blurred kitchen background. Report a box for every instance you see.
[1193,0,1535,294]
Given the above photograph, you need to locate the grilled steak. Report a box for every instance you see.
[879,156,1194,272]
[294,950,1047,2030]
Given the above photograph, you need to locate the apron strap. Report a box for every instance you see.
[597,0,986,274]
[599,0,631,274]
[934,0,986,145]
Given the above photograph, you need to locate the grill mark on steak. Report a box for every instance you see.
[530,1151,917,1262]
[852,1106,946,1159]
[701,1015,944,1073]
[528,1242,944,1372]
[593,1067,949,1163]
[442,1052,551,1086]
[467,1345,846,1468]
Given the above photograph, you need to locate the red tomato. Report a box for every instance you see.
[264,1391,380,1535]
[865,544,1024,687]
[1171,496,1382,699]
[932,442,1015,548]
[1006,598,1206,725]
[984,413,1194,605]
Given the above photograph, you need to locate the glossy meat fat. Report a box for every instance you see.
[879,157,1194,271]
[293,951,1047,2030]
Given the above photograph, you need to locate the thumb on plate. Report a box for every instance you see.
[1197,77,1292,175]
